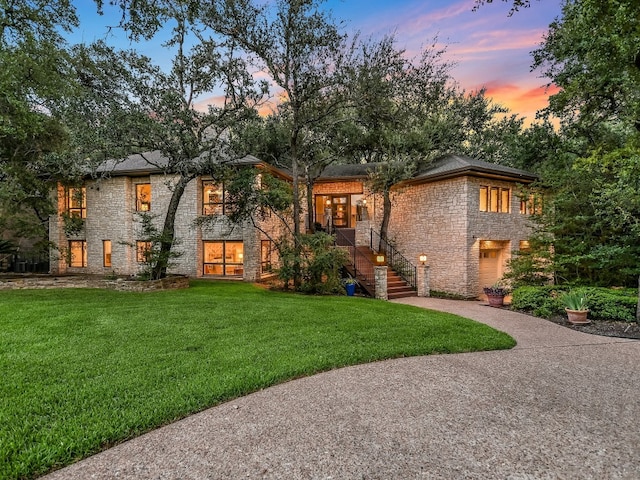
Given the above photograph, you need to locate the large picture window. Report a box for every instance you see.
[203,241,243,276]
[66,187,86,218]
[68,240,87,267]
[202,182,235,215]
[479,186,510,213]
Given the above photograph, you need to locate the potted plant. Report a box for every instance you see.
[562,290,590,325]
[483,282,509,307]
[343,275,358,296]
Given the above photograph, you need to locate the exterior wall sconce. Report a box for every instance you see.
[419,254,427,265]
[376,254,385,264]
[325,198,331,206]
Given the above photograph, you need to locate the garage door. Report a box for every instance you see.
[479,249,501,291]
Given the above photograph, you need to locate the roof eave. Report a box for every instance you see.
[402,166,538,187]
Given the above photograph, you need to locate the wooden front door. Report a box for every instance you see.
[331,196,349,228]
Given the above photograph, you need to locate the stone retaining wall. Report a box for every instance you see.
[0,275,190,292]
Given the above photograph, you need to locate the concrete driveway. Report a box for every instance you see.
[43,298,640,479]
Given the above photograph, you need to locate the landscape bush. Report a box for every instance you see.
[512,286,637,322]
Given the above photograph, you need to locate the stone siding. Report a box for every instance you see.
[50,174,278,280]
[386,176,533,298]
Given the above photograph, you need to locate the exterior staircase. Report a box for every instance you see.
[336,229,416,299]
[386,269,417,299]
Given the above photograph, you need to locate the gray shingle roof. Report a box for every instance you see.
[94,151,536,184]
[413,154,537,183]
[95,151,265,176]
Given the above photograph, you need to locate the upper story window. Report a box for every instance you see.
[136,184,151,212]
[519,193,543,215]
[479,186,510,213]
[66,187,86,218]
[202,182,235,215]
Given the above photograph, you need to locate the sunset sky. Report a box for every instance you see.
[70,0,563,124]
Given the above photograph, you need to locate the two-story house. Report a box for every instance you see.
[50,153,538,298]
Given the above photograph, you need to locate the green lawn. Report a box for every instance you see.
[0,280,515,479]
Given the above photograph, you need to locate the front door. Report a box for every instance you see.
[331,196,349,228]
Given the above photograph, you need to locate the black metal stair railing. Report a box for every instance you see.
[370,229,417,290]
[335,229,377,295]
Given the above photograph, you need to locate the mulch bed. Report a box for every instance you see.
[545,315,640,340]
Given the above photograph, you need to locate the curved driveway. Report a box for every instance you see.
[44,298,640,479]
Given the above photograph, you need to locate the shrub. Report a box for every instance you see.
[512,286,637,322]
[511,286,564,318]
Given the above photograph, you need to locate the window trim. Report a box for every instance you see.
[261,240,272,274]
[136,241,153,263]
[479,185,510,213]
[202,181,235,216]
[136,183,151,212]
[203,240,244,276]
[519,193,543,215]
[68,240,87,267]
[66,187,86,219]
[103,240,112,268]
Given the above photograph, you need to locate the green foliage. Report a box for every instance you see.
[0,239,16,254]
[535,144,640,286]
[277,232,350,295]
[512,286,638,322]
[0,281,515,479]
[129,212,182,280]
[561,290,588,311]
[60,212,85,237]
[532,0,640,133]
[511,286,564,319]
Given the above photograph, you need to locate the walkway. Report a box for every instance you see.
[43,298,640,479]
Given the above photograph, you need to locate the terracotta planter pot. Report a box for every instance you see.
[486,294,505,307]
[565,308,590,325]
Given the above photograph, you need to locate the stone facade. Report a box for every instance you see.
[50,174,278,281]
[50,155,534,297]
[312,173,534,299]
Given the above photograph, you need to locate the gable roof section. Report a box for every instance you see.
[315,154,537,184]
[410,154,538,184]
[94,151,289,178]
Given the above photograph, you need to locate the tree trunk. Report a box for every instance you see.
[290,134,302,289]
[636,274,640,323]
[152,174,193,280]
[306,175,315,233]
[378,189,391,253]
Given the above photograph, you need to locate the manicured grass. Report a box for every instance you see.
[0,281,515,479]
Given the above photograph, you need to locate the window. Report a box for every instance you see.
[136,184,151,212]
[68,240,87,267]
[202,182,235,215]
[103,240,112,267]
[261,240,272,274]
[519,194,543,215]
[66,187,86,218]
[203,241,243,276]
[136,241,153,263]
[479,185,510,213]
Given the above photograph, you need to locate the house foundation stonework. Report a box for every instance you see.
[50,153,537,298]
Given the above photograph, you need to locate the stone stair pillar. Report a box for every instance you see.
[375,265,388,300]
[417,264,430,297]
